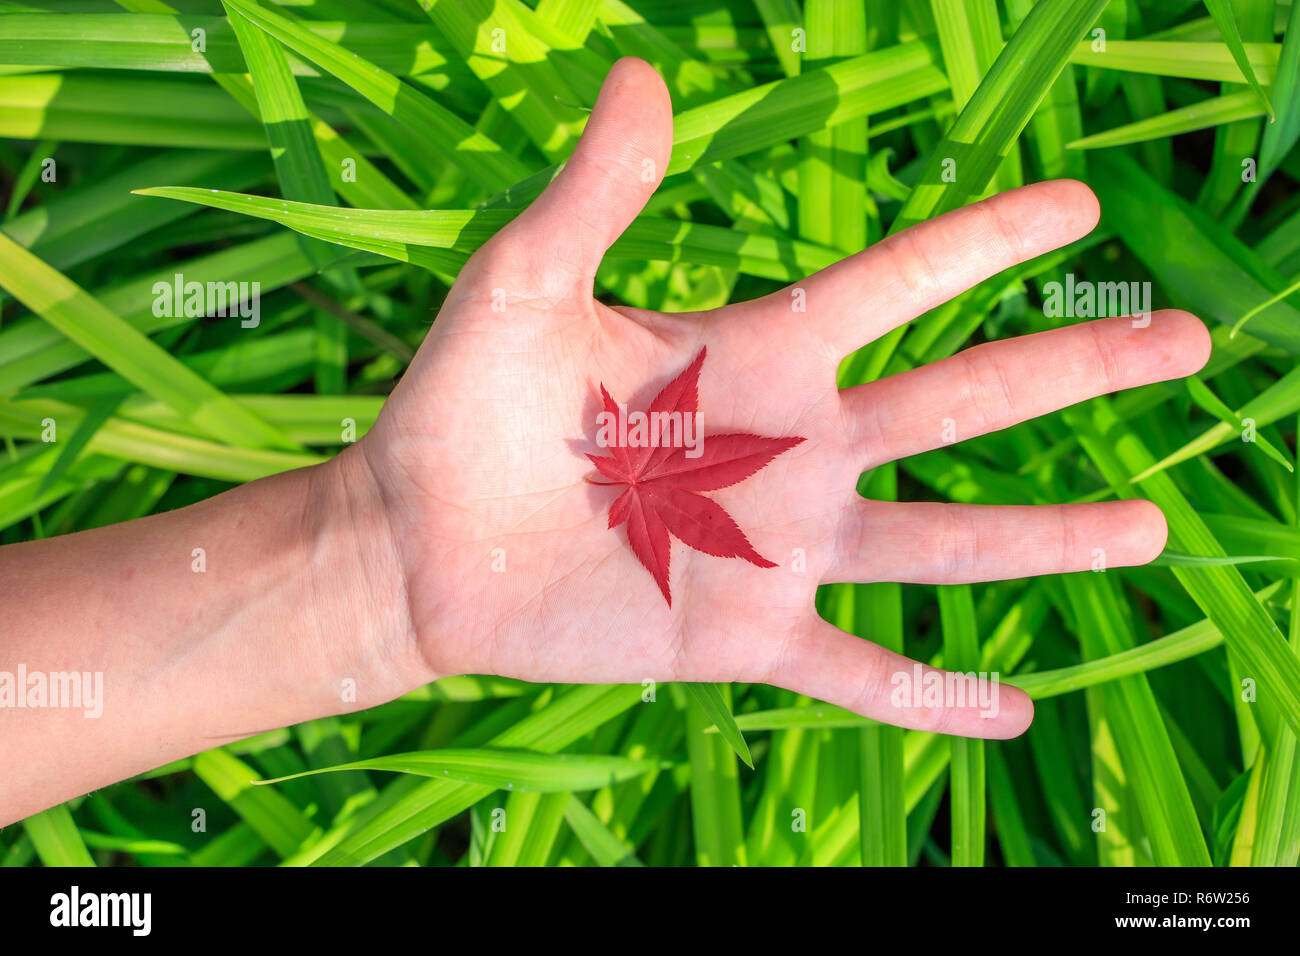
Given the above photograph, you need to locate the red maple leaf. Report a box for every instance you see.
[586,347,805,605]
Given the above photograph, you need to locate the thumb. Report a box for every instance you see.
[504,57,672,286]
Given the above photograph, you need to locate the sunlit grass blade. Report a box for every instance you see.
[484,791,569,865]
[0,72,266,149]
[668,40,948,175]
[894,0,1108,230]
[1063,574,1211,865]
[1091,150,1300,354]
[192,749,320,859]
[132,185,841,280]
[1068,39,1279,84]
[0,399,323,482]
[683,682,753,768]
[35,394,123,496]
[0,13,458,78]
[420,0,586,160]
[1086,683,1142,866]
[1253,429,1300,866]
[853,469,907,866]
[0,233,299,452]
[728,704,876,731]
[22,804,95,867]
[563,794,644,866]
[218,0,530,191]
[939,584,985,866]
[1227,0,1300,226]
[986,744,1035,866]
[2,148,270,271]
[294,685,642,865]
[1067,89,1265,150]
[223,0,353,392]
[1126,363,1300,485]
[1203,0,1274,118]
[0,232,318,395]
[1065,396,1300,743]
[2,136,55,222]
[755,0,802,77]
[1183,376,1293,471]
[253,748,662,792]
[683,683,747,866]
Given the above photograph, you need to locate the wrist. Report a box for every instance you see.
[303,444,429,711]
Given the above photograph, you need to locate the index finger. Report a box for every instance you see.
[730,179,1100,360]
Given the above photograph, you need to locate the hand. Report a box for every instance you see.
[344,57,1211,739]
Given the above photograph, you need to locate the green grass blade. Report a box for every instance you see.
[483,791,569,866]
[1091,150,1300,354]
[1068,39,1279,84]
[0,232,299,452]
[22,804,95,867]
[683,682,747,866]
[854,469,907,866]
[1253,427,1300,866]
[0,72,267,149]
[683,682,753,768]
[1063,573,1212,865]
[563,794,644,866]
[986,744,1035,865]
[219,0,530,191]
[938,584,985,867]
[192,749,320,859]
[294,685,642,865]
[668,40,948,175]
[254,747,661,792]
[0,13,458,78]
[1203,0,1274,118]
[1065,396,1300,744]
[132,186,841,280]
[755,0,802,77]
[1067,89,1264,150]
[894,0,1108,230]
[420,0,586,160]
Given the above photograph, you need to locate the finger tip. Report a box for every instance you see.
[595,57,672,172]
[1036,178,1101,237]
[1125,498,1169,564]
[609,55,658,84]
[606,56,671,115]
[963,680,1034,739]
[991,684,1034,739]
[1059,178,1101,230]
[1158,308,1213,374]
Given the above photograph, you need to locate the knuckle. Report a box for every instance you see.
[937,504,979,580]
[954,346,1016,433]
[1087,320,1125,393]
[982,198,1030,262]
[887,230,943,304]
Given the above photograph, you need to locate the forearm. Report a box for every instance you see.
[0,449,418,826]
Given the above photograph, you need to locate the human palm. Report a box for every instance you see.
[353,58,1209,739]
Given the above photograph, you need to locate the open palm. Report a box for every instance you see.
[352,58,1209,739]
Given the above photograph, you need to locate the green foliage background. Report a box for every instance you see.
[2,0,1299,866]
